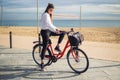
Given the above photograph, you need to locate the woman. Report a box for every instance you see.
[40,3,65,69]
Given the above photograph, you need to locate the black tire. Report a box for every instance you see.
[32,44,52,66]
[67,48,89,74]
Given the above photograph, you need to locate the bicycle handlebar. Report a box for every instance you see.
[61,28,74,34]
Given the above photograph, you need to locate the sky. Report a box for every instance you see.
[0,0,120,20]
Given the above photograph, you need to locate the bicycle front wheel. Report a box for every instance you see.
[32,44,51,66]
[67,48,89,74]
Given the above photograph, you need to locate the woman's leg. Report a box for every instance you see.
[50,31,65,44]
[58,31,65,44]
[40,30,50,63]
[50,31,65,52]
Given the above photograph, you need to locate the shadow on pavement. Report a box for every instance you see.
[0,65,79,80]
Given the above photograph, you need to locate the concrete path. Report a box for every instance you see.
[0,46,120,80]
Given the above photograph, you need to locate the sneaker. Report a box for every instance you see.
[40,63,44,71]
[55,46,61,52]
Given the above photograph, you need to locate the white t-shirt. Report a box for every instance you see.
[41,12,57,32]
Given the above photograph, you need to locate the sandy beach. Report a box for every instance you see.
[0,26,120,61]
[0,26,120,44]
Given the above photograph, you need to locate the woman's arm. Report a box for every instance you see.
[43,13,57,32]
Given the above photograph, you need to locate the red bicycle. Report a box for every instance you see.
[32,28,89,74]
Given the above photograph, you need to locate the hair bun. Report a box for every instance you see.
[46,3,54,9]
[48,3,53,5]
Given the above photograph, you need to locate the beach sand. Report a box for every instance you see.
[0,26,120,61]
[0,26,120,44]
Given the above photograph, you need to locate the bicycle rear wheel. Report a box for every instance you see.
[67,48,89,74]
[32,44,51,66]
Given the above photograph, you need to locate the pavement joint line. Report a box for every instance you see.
[102,70,111,76]
[102,70,113,80]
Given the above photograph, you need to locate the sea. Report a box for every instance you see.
[0,20,120,27]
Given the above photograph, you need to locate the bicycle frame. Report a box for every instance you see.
[47,39,72,59]
[32,29,89,73]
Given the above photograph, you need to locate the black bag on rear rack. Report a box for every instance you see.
[68,32,84,46]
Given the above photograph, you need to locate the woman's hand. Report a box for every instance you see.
[56,29,60,34]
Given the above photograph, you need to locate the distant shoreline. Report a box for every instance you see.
[0,26,120,44]
[0,20,120,27]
